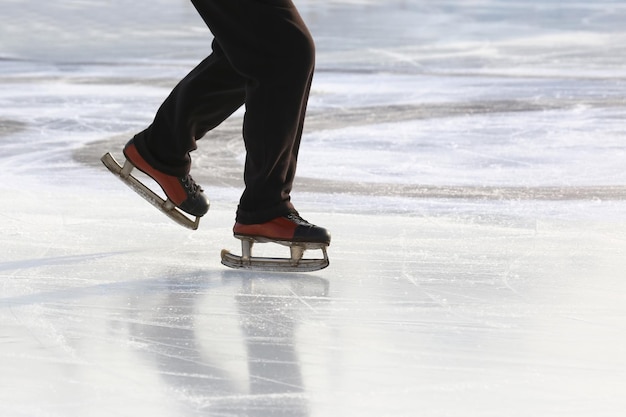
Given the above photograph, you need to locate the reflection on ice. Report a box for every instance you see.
[123,274,328,417]
[2,267,329,417]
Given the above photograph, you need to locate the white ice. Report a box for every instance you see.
[1,1,626,416]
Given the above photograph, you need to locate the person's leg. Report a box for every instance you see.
[125,0,328,245]
[190,0,316,224]
[132,39,247,177]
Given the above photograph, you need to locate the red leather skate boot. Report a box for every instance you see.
[233,213,331,246]
[123,140,209,217]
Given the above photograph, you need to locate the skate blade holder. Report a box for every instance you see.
[101,152,201,230]
[221,237,329,272]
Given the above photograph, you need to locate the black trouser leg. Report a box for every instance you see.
[135,0,315,225]
[134,39,246,176]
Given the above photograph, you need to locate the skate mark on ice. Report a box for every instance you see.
[0,252,129,272]
[1,269,227,308]
[75,100,626,201]
[0,119,27,138]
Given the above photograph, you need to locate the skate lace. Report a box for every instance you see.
[285,212,313,227]
[181,175,203,197]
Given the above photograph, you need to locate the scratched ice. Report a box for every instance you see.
[1,1,625,416]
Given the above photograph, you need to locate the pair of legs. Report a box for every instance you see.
[131,0,315,224]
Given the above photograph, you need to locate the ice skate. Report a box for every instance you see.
[101,140,209,230]
[221,213,331,272]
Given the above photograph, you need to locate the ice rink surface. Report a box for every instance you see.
[1,1,626,416]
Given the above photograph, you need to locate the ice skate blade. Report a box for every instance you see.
[101,152,200,230]
[221,238,329,273]
[221,250,329,272]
